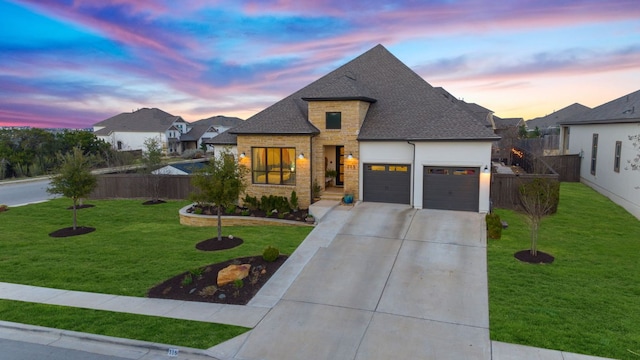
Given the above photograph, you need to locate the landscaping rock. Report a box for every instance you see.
[217,264,251,286]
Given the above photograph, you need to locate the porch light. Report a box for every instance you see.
[347,153,353,160]
[483,165,490,174]
[298,152,304,159]
[240,152,246,158]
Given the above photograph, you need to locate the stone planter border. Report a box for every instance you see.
[179,205,314,227]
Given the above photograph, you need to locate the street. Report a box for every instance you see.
[0,339,130,360]
[0,179,59,207]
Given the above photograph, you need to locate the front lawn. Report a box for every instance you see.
[0,198,313,348]
[488,183,640,359]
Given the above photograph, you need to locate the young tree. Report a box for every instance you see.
[518,177,560,256]
[190,148,248,241]
[47,147,98,230]
[141,137,164,202]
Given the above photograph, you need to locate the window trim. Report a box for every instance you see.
[614,141,622,173]
[251,147,296,185]
[590,133,598,176]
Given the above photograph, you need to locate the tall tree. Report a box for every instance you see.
[47,147,98,230]
[518,177,560,256]
[190,149,248,241]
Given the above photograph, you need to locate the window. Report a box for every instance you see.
[326,112,341,129]
[117,141,122,150]
[368,165,386,171]
[389,165,408,172]
[252,147,296,185]
[614,141,622,173]
[590,133,598,175]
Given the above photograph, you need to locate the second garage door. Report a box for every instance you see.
[423,167,479,212]
[363,164,411,204]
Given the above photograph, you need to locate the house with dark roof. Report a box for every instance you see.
[526,103,591,133]
[93,108,243,155]
[216,44,499,211]
[559,89,640,219]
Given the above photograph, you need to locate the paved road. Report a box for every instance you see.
[0,339,129,360]
[0,179,58,206]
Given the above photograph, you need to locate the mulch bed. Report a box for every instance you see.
[514,250,555,264]
[49,227,96,238]
[196,236,243,251]
[186,204,310,223]
[66,204,95,210]
[147,255,288,305]
[142,199,166,205]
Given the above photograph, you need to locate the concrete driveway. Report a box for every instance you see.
[232,202,490,360]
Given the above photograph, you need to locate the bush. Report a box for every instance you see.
[0,204,8,213]
[225,206,236,215]
[181,149,204,159]
[243,195,260,210]
[290,191,299,211]
[259,195,291,214]
[262,246,279,262]
[486,213,502,240]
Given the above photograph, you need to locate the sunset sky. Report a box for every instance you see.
[1,0,640,129]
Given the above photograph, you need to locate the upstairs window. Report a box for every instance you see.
[326,112,341,129]
[614,141,622,173]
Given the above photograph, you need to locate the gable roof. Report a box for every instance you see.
[183,115,244,142]
[493,117,524,130]
[233,44,499,141]
[526,103,591,129]
[93,108,184,133]
[560,90,640,125]
[434,87,495,129]
[204,129,237,145]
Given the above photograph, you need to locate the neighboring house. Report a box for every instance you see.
[181,116,243,152]
[93,109,243,155]
[492,117,525,163]
[526,103,591,134]
[559,89,640,220]
[225,44,499,212]
[93,108,188,154]
[204,129,238,156]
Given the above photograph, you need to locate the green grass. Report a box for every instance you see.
[0,299,248,349]
[0,198,312,296]
[0,198,312,346]
[488,183,640,359]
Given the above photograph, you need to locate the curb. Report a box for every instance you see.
[0,320,221,359]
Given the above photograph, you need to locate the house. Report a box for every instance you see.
[225,44,499,212]
[180,116,243,152]
[527,103,591,134]
[559,89,640,220]
[492,117,525,163]
[152,160,208,175]
[93,108,243,155]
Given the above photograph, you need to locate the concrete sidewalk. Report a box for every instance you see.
[0,201,616,359]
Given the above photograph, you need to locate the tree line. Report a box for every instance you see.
[0,128,132,180]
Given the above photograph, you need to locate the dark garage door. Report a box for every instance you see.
[363,164,411,204]
[423,167,479,212]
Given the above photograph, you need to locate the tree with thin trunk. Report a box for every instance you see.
[518,177,560,256]
[141,137,164,202]
[190,148,248,241]
[47,147,98,230]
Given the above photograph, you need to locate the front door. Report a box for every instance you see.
[336,146,344,186]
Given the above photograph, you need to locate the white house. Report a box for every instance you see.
[559,89,640,220]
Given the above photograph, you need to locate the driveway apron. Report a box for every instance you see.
[234,202,490,360]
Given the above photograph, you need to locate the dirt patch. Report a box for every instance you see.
[195,236,243,251]
[49,227,96,238]
[514,250,555,264]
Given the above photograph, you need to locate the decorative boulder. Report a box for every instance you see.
[217,264,251,287]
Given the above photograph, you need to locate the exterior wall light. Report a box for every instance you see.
[483,165,490,173]
[240,152,246,158]
[347,153,353,160]
[298,152,304,159]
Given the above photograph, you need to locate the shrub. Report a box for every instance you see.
[181,274,193,286]
[290,191,299,211]
[243,195,260,210]
[0,204,8,213]
[181,149,204,159]
[486,213,502,240]
[241,210,250,216]
[233,279,244,289]
[225,206,236,215]
[262,246,280,262]
[194,207,203,215]
[189,267,204,278]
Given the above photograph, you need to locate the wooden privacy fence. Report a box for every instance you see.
[543,154,581,182]
[90,174,196,200]
[490,173,559,211]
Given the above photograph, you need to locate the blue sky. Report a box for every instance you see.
[1,0,639,128]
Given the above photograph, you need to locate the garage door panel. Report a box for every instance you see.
[363,164,411,204]
[423,167,479,212]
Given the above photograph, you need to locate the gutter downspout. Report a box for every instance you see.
[407,141,416,208]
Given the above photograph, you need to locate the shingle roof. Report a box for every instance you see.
[93,108,185,132]
[493,117,524,129]
[204,130,237,145]
[433,87,495,129]
[560,90,640,125]
[526,103,591,129]
[233,45,499,141]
